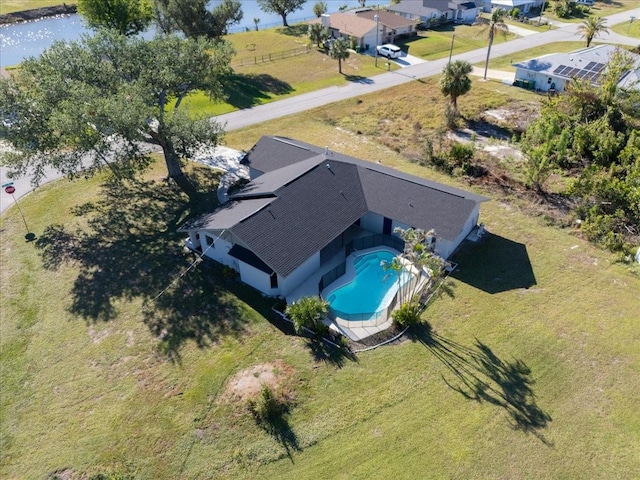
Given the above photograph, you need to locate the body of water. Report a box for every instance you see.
[0,0,369,67]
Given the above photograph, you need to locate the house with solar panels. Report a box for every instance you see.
[179,136,488,299]
[512,44,640,93]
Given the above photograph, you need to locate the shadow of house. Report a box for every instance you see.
[450,232,537,294]
[412,324,552,443]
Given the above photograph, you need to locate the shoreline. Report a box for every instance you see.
[0,4,77,25]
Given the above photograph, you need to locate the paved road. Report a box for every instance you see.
[1,7,638,214]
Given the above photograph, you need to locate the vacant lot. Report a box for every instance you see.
[2,74,639,478]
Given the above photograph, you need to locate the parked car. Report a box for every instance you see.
[376,44,402,59]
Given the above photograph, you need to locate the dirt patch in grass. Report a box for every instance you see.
[220,361,293,404]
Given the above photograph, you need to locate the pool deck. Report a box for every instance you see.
[286,246,405,342]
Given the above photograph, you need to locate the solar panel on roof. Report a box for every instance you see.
[585,61,597,70]
[560,66,573,76]
[568,68,581,77]
[553,65,566,74]
[576,70,589,79]
[585,71,597,81]
[592,63,605,73]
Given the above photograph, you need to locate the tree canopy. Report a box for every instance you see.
[155,0,243,38]
[257,0,306,27]
[328,37,350,73]
[0,31,235,197]
[78,0,154,35]
[577,16,609,48]
[439,60,473,116]
[520,48,640,250]
[480,8,508,81]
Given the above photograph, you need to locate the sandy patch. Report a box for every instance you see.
[220,360,291,404]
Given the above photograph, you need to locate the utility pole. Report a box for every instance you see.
[448,34,455,64]
[537,0,546,27]
[374,9,380,67]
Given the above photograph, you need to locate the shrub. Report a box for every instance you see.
[248,386,285,424]
[392,302,421,327]
[285,296,329,335]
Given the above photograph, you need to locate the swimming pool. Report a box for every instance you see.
[326,250,407,321]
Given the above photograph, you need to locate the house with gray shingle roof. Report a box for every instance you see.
[179,136,488,297]
[388,0,481,25]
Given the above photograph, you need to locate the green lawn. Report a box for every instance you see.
[0,0,75,15]
[611,18,640,39]
[477,41,586,71]
[541,0,639,24]
[2,77,639,478]
[403,24,516,61]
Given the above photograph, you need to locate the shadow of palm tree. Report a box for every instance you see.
[412,323,552,444]
[33,170,257,362]
[304,337,358,368]
[222,73,293,109]
[261,414,301,463]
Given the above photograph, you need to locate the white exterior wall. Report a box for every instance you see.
[279,252,321,297]
[200,233,238,269]
[457,8,480,23]
[436,203,482,258]
[238,261,273,294]
[515,68,568,92]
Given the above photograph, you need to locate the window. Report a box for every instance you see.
[270,272,278,289]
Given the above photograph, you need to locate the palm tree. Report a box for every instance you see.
[577,16,609,48]
[328,37,350,74]
[439,60,473,116]
[308,23,325,48]
[285,296,329,335]
[480,9,509,81]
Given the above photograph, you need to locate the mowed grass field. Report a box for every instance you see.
[0,0,74,15]
[2,74,640,478]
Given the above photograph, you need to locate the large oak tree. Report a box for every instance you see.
[257,0,306,27]
[77,0,154,35]
[0,31,235,196]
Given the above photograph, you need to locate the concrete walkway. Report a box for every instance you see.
[470,66,515,82]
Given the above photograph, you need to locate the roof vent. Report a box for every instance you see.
[325,146,330,155]
[326,163,335,175]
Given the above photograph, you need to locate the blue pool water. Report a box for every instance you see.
[327,251,403,318]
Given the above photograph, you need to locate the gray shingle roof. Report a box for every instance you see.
[183,136,488,278]
[232,161,368,277]
[240,136,319,173]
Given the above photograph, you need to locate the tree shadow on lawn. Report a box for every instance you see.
[256,405,302,463]
[222,73,293,109]
[34,171,258,362]
[412,323,552,444]
[304,337,358,369]
[450,232,537,294]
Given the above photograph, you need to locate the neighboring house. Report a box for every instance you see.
[313,10,416,51]
[179,136,488,298]
[355,9,418,45]
[388,0,481,25]
[481,0,543,13]
[513,44,640,93]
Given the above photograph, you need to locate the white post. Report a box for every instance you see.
[374,10,380,67]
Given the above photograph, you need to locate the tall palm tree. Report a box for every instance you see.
[480,9,509,81]
[328,37,350,74]
[577,16,609,48]
[439,60,473,115]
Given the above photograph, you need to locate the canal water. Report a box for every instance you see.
[0,0,368,67]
